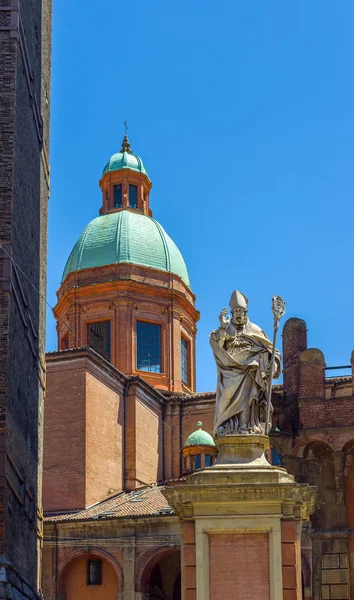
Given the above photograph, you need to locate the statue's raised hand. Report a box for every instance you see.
[219,308,230,329]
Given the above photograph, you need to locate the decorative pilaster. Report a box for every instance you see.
[123,540,136,600]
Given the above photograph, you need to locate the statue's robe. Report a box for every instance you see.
[210,320,281,433]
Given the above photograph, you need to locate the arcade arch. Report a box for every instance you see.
[137,547,181,599]
[58,549,122,600]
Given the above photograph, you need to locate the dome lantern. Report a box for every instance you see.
[182,422,217,473]
[100,136,152,217]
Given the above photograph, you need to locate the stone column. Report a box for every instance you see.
[123,540,136,600]
[163,435,315,600]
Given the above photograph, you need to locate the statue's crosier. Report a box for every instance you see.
[210,290,281,436]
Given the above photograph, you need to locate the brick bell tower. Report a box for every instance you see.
[54,135,199,392]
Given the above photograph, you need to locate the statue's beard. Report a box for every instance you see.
[232,315,248,327]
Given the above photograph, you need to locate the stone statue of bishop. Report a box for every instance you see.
[209,290,281,435]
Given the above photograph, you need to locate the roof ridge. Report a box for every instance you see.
[115,210,124,263]
[153,218,171,273]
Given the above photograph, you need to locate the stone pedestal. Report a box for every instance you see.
[163,435,315,600]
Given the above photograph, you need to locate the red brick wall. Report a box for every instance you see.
[182,401,214,443]
[86,372,123,505]
[209,533,270,600]
[281,521,301,600]
[135,398,163,486]
[299,396,354,430]
[283,318,307,401]
[182,522,196,600]
[125,384,164,490]
[43,361,86,511]
[44,351,126,511]
[299,349,325,400]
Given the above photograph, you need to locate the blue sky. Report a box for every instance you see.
[48,1,354,391]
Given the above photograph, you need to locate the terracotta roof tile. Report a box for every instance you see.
[45,486,173,523]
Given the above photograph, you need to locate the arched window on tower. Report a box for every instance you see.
[181,336,189,386]
[114,184,122,208]
[87,321,111,362]
[129,184,137,208]
[61,332,69,350]
[136,321,162,373]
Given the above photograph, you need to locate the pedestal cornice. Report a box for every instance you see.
[163,434,316,521]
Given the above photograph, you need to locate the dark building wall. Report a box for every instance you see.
[0,0,51,596]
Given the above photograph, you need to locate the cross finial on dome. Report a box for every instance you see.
[121,120,132,154]
[120,135,132,154]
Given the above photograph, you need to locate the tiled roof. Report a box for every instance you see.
[161,390,216,400]
[45,486,174,523]
[326,375,352,384]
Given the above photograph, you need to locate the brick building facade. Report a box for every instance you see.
[0,1,51,599]
[42,143,354,600]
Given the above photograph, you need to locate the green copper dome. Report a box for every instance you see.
[184,423,215,448]
[103,152,148,176]
[62,210,190,287]
[102,137,148,176]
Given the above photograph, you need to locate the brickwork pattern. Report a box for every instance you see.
[182,522,196,600]
[86,371,123,504]
[125,382,165,491]
[43,351,126,511]
[134,396,163,487]
[299,349,326,400]
[43,362,86,511]
[281,521,301,600]
[209,533,270,600]
[283,318,307,400]
[0,0,51,596]
[299,397,354,430]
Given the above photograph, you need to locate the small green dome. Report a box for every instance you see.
[103,151,148,176]
[102,137,148,177]
[184,423,215,448]
[62,210,190,287]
